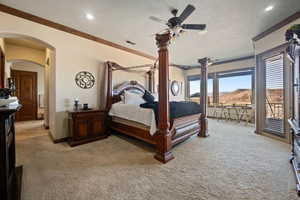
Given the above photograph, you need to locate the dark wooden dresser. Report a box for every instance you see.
[0,104,22,200]
[287,28,300,196]
[68,109,108,146]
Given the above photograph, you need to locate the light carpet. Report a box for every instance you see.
[16,119,297,200]
[15,120,48,141]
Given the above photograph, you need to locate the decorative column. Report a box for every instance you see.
[154,32,174,163]
[212,73,219,104]
[198,58,209,137]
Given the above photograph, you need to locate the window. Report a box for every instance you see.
[189,79,200,98]
[188,77,213,104]
[187,68,254,105]
[218,74,252,105]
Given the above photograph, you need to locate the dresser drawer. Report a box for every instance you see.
[72,112,105,119]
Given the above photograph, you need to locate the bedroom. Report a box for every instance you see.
[0,0,300,199]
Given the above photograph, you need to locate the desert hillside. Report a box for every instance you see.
[219,89,252,105]
[190,88,283,105]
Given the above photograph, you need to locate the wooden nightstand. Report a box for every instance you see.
[68,109,108,147]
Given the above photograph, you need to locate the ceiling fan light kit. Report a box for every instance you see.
[150,4,207,39]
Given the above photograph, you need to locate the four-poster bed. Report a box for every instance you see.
[105,32,208,163]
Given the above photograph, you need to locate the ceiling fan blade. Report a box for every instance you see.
[182,24,206,30]
[178,4,195,23]
[149,16,168,24]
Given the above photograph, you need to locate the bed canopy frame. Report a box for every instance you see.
[105,32,208,163]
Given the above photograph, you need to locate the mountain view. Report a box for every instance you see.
[190,88,283,106]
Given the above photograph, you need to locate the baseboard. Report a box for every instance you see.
[48,132,69,144]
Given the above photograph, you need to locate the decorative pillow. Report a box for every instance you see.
[143,90,155,103]
[124,91,145,105]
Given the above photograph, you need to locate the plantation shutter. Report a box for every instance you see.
[264,54,284,136]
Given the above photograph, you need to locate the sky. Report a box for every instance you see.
[189,75,252,96]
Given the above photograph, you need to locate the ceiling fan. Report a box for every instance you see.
[150,4,206,37]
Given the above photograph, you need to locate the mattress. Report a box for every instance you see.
[108,102,157,135]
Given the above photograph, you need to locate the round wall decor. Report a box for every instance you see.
[75,71,95,89]
[170,80,180,96]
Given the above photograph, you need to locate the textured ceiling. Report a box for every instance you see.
[0,0,299,65]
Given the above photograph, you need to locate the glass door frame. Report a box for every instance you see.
[256,43,292,142]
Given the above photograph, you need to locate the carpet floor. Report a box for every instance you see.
[15,120,48,141]
[16,119,297,200]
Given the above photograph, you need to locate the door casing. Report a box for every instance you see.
[255,43,292,143]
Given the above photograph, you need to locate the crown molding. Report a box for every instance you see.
[0,3,157,60]
[177,55,255,70]
[252,10,300,42]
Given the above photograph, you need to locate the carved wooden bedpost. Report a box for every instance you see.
[147,70,155,93]
[154,32,174,163]
[198,58,209,137]
[105,61,113,112]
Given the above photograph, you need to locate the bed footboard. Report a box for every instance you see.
[170,114,201,145]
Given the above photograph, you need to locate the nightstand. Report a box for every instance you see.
[68,109,108,147]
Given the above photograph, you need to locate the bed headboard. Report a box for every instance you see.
[105,61,153,111]
[112,80,146,104]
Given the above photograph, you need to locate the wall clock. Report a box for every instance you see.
[170,80,180,96]
[75,71,95,89]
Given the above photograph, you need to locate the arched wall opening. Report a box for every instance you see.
[9,59,45,121]
[0,33,56,137]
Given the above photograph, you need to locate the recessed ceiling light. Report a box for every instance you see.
[86,13,94,20]
[265,5,274,12]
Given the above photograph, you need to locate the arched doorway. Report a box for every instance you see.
[0,33,56,139]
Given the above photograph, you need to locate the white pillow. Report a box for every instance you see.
[124,91,145,105]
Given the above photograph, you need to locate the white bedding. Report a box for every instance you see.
[108,102,157,135]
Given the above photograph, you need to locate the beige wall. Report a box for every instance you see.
[113,66,186,101]
[0,11,153,139]
[5,43,46,65]
[113,69,149,88]
[254,18,300,54]
[0,38,4,52]
[152,67,186,101]
[0,38,9,86]
[186,58,255,76]
[168,67,185,101]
